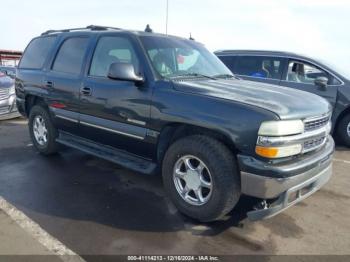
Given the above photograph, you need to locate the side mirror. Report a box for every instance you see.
[107,62,144,83]
[314,76,328,89]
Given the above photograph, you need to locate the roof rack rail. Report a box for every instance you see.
[41,25,122,35]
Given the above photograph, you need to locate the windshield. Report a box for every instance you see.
[140,36,233,79]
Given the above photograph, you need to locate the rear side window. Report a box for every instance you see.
[19,36,56,69]
[52,37,89,75]
[218,56,237,72]
[235,56,286,80]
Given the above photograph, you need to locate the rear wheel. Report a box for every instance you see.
[162,135,241,222]
[337,114,350,147]
[29,105,59,155]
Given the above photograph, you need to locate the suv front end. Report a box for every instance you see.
[238,113,334,220]
[0,86,20,120]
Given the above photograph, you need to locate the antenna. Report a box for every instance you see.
[165,0,169,35]
[145,24,153,33]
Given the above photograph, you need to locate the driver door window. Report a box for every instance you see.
[89,36,139,78]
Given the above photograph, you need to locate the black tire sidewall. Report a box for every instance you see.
[337,114,350,147]
[29,105,58,154]
[162,136,240,222]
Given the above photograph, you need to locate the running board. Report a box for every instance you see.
[56,132,156,174]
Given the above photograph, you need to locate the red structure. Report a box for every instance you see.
[0,49,22,66]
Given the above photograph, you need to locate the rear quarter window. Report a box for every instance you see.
[19,36,57,69]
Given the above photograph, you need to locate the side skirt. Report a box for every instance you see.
[56,131,157,175]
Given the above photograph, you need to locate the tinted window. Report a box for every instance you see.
[286,60,341,85]
[89,36,139,77]
[218,56,237,72]
[52,37,89,75]
[235,56,286,80]
[19,37,56,69]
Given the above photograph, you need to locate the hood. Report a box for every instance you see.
[173,79,332,120]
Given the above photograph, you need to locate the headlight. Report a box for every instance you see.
[258,120,304,136]
[256,119,304,158]
[9,85,15,95]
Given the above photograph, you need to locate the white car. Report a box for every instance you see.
[0,66,20,120]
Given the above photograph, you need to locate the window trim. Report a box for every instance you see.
[217,53,344,87]
[50,35,90,76]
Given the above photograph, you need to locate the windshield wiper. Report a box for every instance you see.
[213,74,238,79]
[170,73,217,80]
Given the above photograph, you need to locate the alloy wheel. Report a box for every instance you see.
[173,155,213,206]
[33,115,48,146]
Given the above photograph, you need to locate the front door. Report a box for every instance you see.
[280,59,339,108]
[79,34,154,159]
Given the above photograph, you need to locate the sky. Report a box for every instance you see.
[1,0,350,71]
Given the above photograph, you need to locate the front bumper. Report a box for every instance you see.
[0,94,20,120]
[239,136,334,220]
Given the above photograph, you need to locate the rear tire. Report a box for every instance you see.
[336,114,350,147]
[29,105,59,155]
[162,135,241,222]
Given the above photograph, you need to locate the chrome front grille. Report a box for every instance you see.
[0,88,9,100]
[0,106,10,115]
[303,136,327,153]
[302,114,331,153]
[304,115,330,132]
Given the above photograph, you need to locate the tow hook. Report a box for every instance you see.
[253,200,269,210]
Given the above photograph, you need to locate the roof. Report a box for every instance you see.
[214,49,304,58]
[39,25,190,41]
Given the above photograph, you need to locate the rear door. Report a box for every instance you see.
[45,36,90,135]
[233,55,287,85]
[280,59,340,108]
[79,34,154,159]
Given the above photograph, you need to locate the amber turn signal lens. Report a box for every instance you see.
[255,146,278,158]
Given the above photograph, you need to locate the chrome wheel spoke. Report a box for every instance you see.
[200,176,212,189]
[194,188,204,203]
[184,158,196,171]
[181,186,191,198]
[196,162,205,174]
[174,168,186,179]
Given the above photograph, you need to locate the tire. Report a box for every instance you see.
[337,114,350,147]
[162,135,241,222]
[29,104,59,155]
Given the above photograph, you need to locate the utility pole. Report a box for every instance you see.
[165,0,169,35]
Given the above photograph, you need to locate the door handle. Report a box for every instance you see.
[81,86,92,96]
[45,80,54,88]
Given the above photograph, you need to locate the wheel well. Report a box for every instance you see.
[334,107,350,134]
[157,124,237,164]
[25,95,45,116]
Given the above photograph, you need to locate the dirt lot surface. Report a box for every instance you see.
[0,118,349,259]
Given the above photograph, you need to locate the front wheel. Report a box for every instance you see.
[162,135,241,222]
[336,114,350,147]
[29,105,59,155]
